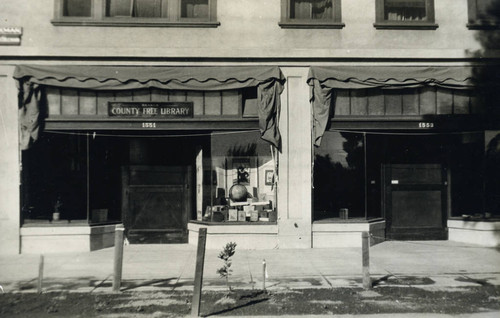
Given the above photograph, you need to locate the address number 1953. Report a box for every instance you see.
[418,122,434,128]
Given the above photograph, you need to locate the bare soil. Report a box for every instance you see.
[0,285,499,317]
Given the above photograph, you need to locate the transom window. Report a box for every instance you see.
[279,0,344,29]
[374,0,437,29]
[53,0,218,27]
[467,0,500,29]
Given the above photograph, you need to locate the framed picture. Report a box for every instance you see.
[232,158,251,185]
[265,170,274,185]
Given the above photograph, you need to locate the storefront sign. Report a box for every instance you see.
[108,102,193,118]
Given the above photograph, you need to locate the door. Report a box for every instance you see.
[383,164,448,240]
[122,165,192,243]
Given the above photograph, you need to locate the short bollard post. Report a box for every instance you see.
[113,224,125,292]
[362,231,371,289]
[191,228,207,317]
[262,259,266,291]
[37,254,44,294]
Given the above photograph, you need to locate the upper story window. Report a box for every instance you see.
[279,0,345,29]
[105,0,169,18]
[374,0,438,29]
[52,0,219,27]
[467,0,500,29]
[63,0,92,17]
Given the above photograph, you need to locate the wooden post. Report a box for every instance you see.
[191,228,207,317]
[262,259,266,291]
[362,231,371,289]
[113,224,125,292]
[37,254,44,294]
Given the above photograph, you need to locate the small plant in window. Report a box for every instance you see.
[216,242,237,293]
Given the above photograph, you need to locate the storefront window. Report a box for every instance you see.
[313,131,366,221]
[199,131,276,223]
[22,133,89,223]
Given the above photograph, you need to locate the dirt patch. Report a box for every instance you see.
[0,285,499,317]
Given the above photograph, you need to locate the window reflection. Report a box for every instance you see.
[314,131,366,221]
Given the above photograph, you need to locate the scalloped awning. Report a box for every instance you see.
[14,65,285,90]
[15,65,285,150]
[307,65,480,90]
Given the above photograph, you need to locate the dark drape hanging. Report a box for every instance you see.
[307,65,490,147]
[18,81,42,151]
[14,65,285,150]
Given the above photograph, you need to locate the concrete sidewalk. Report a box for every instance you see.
[0,240,499,293]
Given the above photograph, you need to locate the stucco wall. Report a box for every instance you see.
[0,0,491,59]
[0,66,20,254]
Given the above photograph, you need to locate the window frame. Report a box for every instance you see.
[467,0,500,30]
[279,0,345,29]
[52,0,220,27]
[374,0,438,30]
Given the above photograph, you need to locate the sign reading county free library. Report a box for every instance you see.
[108,102,193,118]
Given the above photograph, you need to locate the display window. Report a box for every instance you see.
[197,131,277,224]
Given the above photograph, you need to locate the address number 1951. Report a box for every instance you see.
[418,122,434,128]
[142,122,156,128]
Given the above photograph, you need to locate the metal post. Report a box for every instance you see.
[37,254,44,294]
[262,259,266,291]
[362,231,371,289]
[113,224,125,292]
[191,228,207,317]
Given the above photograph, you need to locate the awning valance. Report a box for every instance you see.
[15,65,285,150]
[307,65,500,146]
[14,65,285,91]
[307,65,480,90]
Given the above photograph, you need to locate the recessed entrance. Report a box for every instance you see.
[383,164,448,240]
[122,165,192,243]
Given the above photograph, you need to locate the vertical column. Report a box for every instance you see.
[0,66,20,254]
[277,67,312,249]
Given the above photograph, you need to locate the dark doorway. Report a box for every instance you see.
[383,164,448,240]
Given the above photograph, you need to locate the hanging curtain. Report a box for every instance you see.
[18,81,42,150]
[134,0,164,18]
[385,0,426,21]
[182,0,208,18]
[292,0,332,19]
[108,0,133,17]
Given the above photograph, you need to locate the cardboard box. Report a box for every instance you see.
[238,210,247,221]
[250,211,259,222]
[228,209,238,221]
